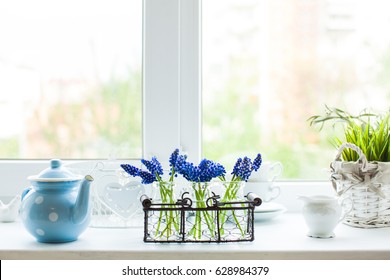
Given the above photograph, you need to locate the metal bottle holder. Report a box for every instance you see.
[140,192,262,243]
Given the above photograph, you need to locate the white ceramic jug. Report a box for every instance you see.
[298,195,352,238]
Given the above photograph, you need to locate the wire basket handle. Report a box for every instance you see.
[140,194,152,208]
[334,143,368,172]
[246,192,262,206]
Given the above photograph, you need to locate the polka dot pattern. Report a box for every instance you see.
[49,212,59,222]
[36,229,45,236]
[34,196,44,204]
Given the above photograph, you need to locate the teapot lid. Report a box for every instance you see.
[28,159,83,182]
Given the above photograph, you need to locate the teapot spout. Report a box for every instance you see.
[72,175,94,225]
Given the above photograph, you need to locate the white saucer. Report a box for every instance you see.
[254,202,286,222]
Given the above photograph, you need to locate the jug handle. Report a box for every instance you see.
[270,162,283,181]
[339,197,354,223]
[21,187,32,201]
[269,185,281,201]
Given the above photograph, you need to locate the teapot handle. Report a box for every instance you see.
[21,187,32,201]
[338,197,354,223]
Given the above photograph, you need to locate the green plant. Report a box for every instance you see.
[308,105,390,162]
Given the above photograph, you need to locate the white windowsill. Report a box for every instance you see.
[1,213,390,260]
[3,160,374,260]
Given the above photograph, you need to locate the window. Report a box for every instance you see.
[202,0,390,179]
[2,0,390,196]
[0,0,142,159]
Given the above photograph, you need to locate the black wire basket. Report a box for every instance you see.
[140,192,262,243]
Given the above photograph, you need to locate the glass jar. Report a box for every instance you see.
[187,181,216,240]
[150,181,180,240]
[218,180,245,202]
[215,180,246,238]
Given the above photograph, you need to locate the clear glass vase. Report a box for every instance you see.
[153,181,176,204]
[150,181,180,240]
[216,180,246,237]
[187,181,216,240]
[219,180,245,202]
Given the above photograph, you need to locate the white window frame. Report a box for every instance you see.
[0,0,330,212]
[143,0,201,163]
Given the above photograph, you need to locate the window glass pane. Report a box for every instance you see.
[0,0,142,159]
[202,0,390,179]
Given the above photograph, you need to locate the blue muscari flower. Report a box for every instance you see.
[120,164,141,176]
[239,157,253,181]
[174,154,189,174]
[169,148,179,168]
[168,148,180,177]
[198,159,212,182]
[231,154,262,181]
[120,164,156,184]
[188,165,201,182]
[176,157,198,181]
[176,157,225,182]
[232,158,242,177]
[175,155,197,181]
[253,153,262,171]
[141,157,163,176]
[138,170,156,184]
[214,162,226,177]
[199,159,226,182]
[121,157,162,184]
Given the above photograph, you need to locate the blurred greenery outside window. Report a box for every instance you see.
[0,0,142,159]
[202,0,390,179]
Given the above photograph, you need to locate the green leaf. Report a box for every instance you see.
[309,106,390,162]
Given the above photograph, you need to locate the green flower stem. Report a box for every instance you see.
[154,181,179,239]
[189,183,215,239]
[219,181,245,237]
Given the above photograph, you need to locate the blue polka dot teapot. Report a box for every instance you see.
[20,159,94,243]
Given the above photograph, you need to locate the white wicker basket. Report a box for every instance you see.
[330,143,390,228]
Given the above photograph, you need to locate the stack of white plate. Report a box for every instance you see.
[254,202,286,222]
